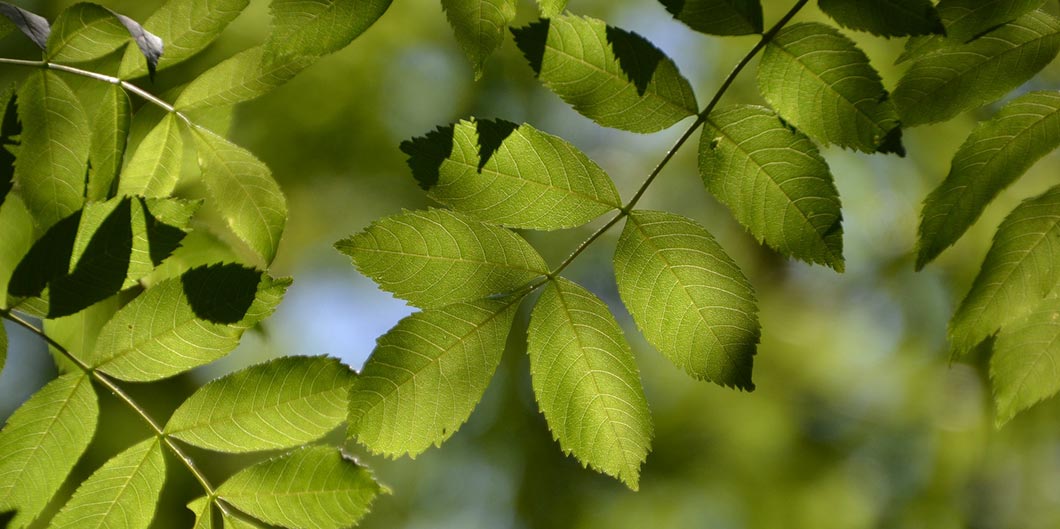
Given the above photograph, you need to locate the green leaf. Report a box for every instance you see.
[700,104,844,270]
[14,70,90,230]
[441,0,516,78]
[89,264,290,381]
[49,437,166,529]
[991,294,1060,425]
[536,0,565,17]
[948,185,1060,356]
[658,0,763,35]
[511,15,698,133]
[191,127,287,265]
[222,514,266,528]
[124,197,199,288]
[45,295,120,372]
[401,118,621,230]
[0,3,50,50]
[166,356,354,453]
[757,22,903,154]
[336,208,547,308]
[46,3,131,63]
[527,278,652,489]
[174,46,314,111]
[118,0,250,78]
[7,209,80,303]
[264,0,393,61]
[347,298,520,457]
[917,91,1060,268]
[216,446,384,529]
[0,197,35,310]
[86,84,130,201]
[897,1,1047,64]
[614,210,760,389]
[817,0,943,37]
[188,497,214,529]
[0,84,16,209]
[0,373,98,529]
[117,113,183,198]
[893,11,1060,126]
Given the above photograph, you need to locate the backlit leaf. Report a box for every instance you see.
[818,0,943,37]
[441,0,516,78]
[992,294,1060,425]
[45,295,120,372]
[264,0,393,61]
[658,0,763,36]
[117,113,183,198]
[85,84,130,201]
[900,0,1046,63]
[188,497,214,529]
[46,3,131,63]
[536,0,565,17]
[174,46,314,111]
[0,197,35,310]
[118,0,250,78]
[124,197,199,288]
[0,84,15,209]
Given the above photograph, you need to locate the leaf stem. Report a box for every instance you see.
[541,0,809,285]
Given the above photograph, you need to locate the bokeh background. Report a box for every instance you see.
[4,0,1060,527]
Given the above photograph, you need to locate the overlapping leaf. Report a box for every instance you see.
[893,11,1060,126]
[0,2,50,50]
[917,91,1060,268]
[614,210,759,389]
[818,0,943,37]
[528,278,652,489]
[442,0,516,78]
[700,104,843,270]
[348,298,520,457]
[991,294,1060,425]
[46,3,132,63]
[0,198,34,308]
[188,497,214,529]
[264,0,392,61]
[118,0,249,78]
[0,374,98,529]
[536,0,565,17]
[900,0,1046,63]
[757,22,902,154]
[336,208,547,308]
[511,15,698,133]
[174,46,314,111]
[658,0,763,36]
[216,447,384,529]
[49,437,166,529]
[401,118,620,230]
[0,84,15,209]
[85,84,130,201]
[117,113,183,197]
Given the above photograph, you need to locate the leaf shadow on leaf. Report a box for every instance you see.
[399,118,519,189]
[8,210,81,298]
[512,19,549,75]
[49,198,133,317]
[0,509,14,528]
[0,90,17,208]
[141,199,187,265]
[180,263,261,324]
[473,119,518,171]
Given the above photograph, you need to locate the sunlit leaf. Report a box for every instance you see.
[86,84,130,201]
[917,91,1060,268]
[442,0,516,78]
[264,0,393,61]
[188,497,214,529]
[658,0,763,35]
[222,514,266,529]
[117,113,183,198]
[0,2,50,50]
[536,0,565,17]
[110,10,164,78]
[118,0,250,78]
[45,295,120,372]
[699,104,843,270]
[174,46,314,111]
[992,294,1060,425]
[899,0,1047,63]
[0,197,35,310]
[528,278,652,489]
[818,0,943,37]
[401,118,621,230]
[347,297,520,457]
[614,210,759,389]
[46,3,131,63]
[511,15,698,133]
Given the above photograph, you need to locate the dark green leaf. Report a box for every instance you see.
[0,85,16,210]
[0,2,50,50]
[991,293,1060,425]
[897,0,1047,64]
[124,197,199,288]
[658,0,763,35]
[118,0,250,78]
[818,0,943,37]
[117,113,183,197]
[8,209,80,302]
[441,0,516,78]
[175,46,313,111]
[264,0,393,61]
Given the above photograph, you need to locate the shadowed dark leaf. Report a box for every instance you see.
[107,10,164,79]
[0,2,49,50]
[181,263,261,324]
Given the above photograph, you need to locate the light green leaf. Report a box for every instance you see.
[528,278,652,489]
[441,0,516,78]
[45,295,120,372]
[893,10,1060,126]
[917,91,1060,268]
[14,70,90,230]
[897,0,1047,64]
[217,446,384,529]
[614,210,760,389]
[401,118,621,230]
[0,197,35,310]
[191,127,287,265]
[264,0,393,61]
[48,198,133,318]
[949,185,1060,357]
[336,208,547,308]
[89,264,290,381]
[700,104,844,270]
[818,0,943,37]
[658,0,763,35]
[757,22,903,154]
[46,3,130,63]
[124,197,200,288]
[188,497,214,529]
[222,514,266,528]
[166,356,354,452]
[86,84,130,201]
[118,0,251,78]
[174,46,314,111]
[49,437,166,529]
[511,15,698,133]
[992,294,1060,425]
[0,373,98,529]
[117,113,183,198]
[536,0,565,17]
[347,298,520,457]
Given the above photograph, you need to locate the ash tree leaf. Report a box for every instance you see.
[757,22,903,154]
[118,0,250,78]
[657,0,763,36]
[527,278,652,490]
[0,373,98,529]
[174,46,314,111]
[117,113,183,198]
[88,264,290,381]
[401,118,621,230]
[991,294,1060,425]
[124,197,200,288]
[614,210,760,389]
[917,91,1060,268]
[7,209,80,303]
[45,3,132,63]
[109,10,164,78]
[347,297,521,457]
[441,0,517,79]
[264,0,393,62]
[0,2,50,50]
[216,446,384,529]
[335,208,547,308]
[897,1,1046,63]
[893,11,1060,126]
[817,0,944,37]
[45,296,120,372]
[165,356,354,453]
[85,84,130,201]
[511,15,698,133]
[0,198,35,309]
[190,127,287,265]
[188,497,214,529]
[948,185,1060,357]
[699,104,844,270]
[49,437,166,529]
[536,0,565,17]
[14,70,90,231]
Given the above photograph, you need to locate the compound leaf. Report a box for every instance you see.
[401,118,621,230]
[46,3,131,63]
[174,46,314,111]
[818,0,943,37]
[335,208,547,308]
[117,113,183,198]
[0,2,50,50]
[86,84,130,201]
[536,0,565,17]
[216,446,383,529]
[0,373,98,529]
[658,0,763,36]
[700,104,843,270]
[511,15,698,133]
[917,91,1060,268]
[527,278,652,489]
[614,210,759,389]
[118,0,250,78]
[265,0,393,61]
[992,294,1060,425]
[900,0,1046,63]
[441,0,516,78]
